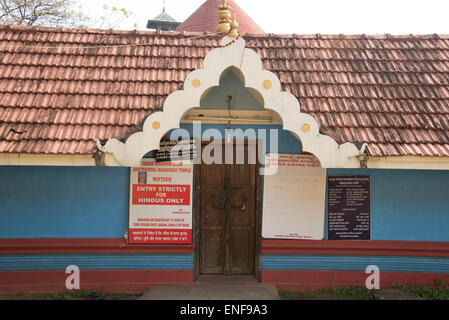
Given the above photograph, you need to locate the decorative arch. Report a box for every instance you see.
[96,37,366,167]
[200,66,264,110]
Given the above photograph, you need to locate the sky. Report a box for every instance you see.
[75,0,449,34]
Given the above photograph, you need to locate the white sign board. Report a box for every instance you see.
[262,154,326,240]
[129,159,193,244]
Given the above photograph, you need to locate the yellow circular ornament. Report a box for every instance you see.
[301,123,311,133]
[152,121,161,130]
[192,79,201,88]
[263,80,272,89]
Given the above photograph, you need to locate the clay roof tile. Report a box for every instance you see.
[0,25,448,157]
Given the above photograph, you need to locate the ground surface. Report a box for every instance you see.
[139,283,280,300]
[0,281,447,300]
[0,291,141,300]
[279,287,419,300]
[279,281,449,300]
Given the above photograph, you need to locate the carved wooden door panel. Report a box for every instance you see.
[199,142,256,275]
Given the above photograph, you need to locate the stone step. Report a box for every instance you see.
[138,283,280,300]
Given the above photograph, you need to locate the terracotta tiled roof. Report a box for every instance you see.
[175,0,264,34]
[0,25,448,157]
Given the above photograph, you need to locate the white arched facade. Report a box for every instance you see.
[97,37,366,168]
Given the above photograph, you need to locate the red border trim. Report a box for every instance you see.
[262,240,449,257]
[0,270,193,294]
[262,270,449,291]
[2,239,448,256]
[1,270,448,293]
[0,239,194,254]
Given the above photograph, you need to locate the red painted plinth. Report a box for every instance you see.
[262,239,449,257]
[0,270,194,294]
[262,270,449,291]
[0,238,194,254]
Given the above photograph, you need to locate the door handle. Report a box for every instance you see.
[212,203,247,211]
[212,204,232,210]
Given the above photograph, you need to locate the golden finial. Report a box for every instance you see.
[228,12,239,39]
[216,0,231,35]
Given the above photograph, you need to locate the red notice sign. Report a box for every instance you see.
[129,229,192,244]
[129,160,193,244]
[132,184,191,206]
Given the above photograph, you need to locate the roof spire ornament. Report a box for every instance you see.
[216,0,231,35]
[228,12,239,39]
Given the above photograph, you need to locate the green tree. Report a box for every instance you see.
[98,4,138,30]
[0,0,87,27]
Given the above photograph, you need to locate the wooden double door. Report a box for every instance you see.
[196,141,259,276]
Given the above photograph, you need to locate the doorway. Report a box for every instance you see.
[193,140,261,279]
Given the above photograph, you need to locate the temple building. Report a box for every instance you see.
[176,0,263,34]
[146,4,181,31]
[0,0,448,293]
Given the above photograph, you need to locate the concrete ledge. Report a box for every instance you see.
[138,283,280,300]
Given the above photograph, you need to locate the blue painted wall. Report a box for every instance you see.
[262,254,449,273]
[0,254,193,271]
[0,126,448,242]
[0,166,129,239]
[200,69,264,110]
[326,169,449,242]
[0,252,447,273]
